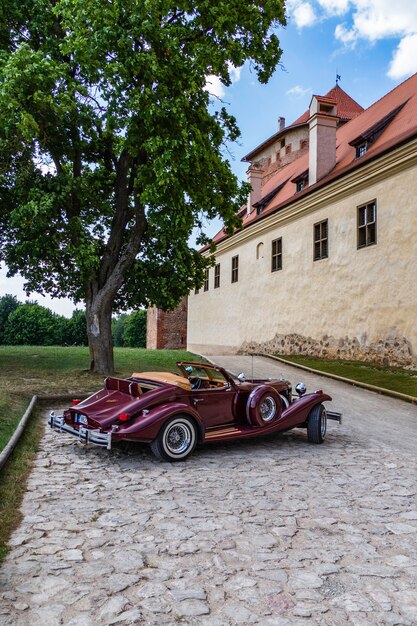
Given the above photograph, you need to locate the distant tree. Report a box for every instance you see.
[0,0,286,372]
[112,313,129,348]
[0,294,20,343]
[124,310,147,348]
[65,309,88,346]
[4,303,65,345]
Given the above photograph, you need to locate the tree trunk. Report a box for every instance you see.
[86,296,114,374]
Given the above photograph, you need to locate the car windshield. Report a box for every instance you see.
[181,364,229,386]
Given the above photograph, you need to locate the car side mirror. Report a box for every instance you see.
[237,372,245,383]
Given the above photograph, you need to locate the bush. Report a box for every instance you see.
[3,303,67,345]
[124,310,147,348]
[112,313,129,347]
[64,310,88,346]
[0,294,20,344]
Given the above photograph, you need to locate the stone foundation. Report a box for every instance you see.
[240,332,416,369]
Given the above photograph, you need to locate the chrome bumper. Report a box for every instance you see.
[326,410,342,424]
[49,413,112,449]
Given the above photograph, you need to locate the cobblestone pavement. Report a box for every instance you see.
[1,356,417,626]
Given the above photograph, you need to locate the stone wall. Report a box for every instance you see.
[240,332,416,369]
[146,297,188,350]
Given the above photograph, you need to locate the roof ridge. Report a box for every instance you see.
[363,72,417,113]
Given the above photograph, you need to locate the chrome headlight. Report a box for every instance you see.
[295,382,306,397]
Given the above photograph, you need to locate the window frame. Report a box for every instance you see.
[214,263,220,289]
[357,200,377,249]
[231,255,239,283]
[271,237,282,272]
[203,268,209,291]
[313,219,328,261]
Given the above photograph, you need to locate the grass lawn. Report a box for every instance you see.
[277,354,417,398]
[0,345,202,563]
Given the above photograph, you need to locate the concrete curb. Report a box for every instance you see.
[0,392,91,472]
[0,395,38,472]
[264,354,417,405]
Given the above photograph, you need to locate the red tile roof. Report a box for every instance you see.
[243,85,364,163]
[210,73,417,248]
[292,84,364,125]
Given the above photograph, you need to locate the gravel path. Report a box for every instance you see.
[0,355,416,625]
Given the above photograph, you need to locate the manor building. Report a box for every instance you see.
[187,74,417,367]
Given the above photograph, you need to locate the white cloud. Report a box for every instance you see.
[284,1,417,80]
[317,0,350,16]
[204,64,242,99]
[388,33,417,79]
[286,85,313,98]
[204,75,226,99]
[291,2,317,28]
[331,1,417,78]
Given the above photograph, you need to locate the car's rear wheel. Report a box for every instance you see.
[307,404,327,443]
[150,415,197,462]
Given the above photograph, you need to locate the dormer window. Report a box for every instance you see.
[349,100,408,161]
[356,143,367,159]
[292,169,309,193]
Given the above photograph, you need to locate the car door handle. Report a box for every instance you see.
[193,398,205,404]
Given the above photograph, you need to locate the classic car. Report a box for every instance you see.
[49,361,342,461]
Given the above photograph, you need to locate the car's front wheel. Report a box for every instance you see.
[307,404,327,443]
[150,415,197,462]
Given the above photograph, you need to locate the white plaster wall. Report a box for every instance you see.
[188,163,417,356]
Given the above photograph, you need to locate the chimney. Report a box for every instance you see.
[278,116,285,131]
[308,96,338,185]
[246,164,264,214]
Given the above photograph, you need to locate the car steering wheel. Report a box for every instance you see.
[190,377,202,390]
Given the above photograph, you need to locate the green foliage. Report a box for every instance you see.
[0,294,19,343]
[112,313,129,347]
[64,309,88,346]
[3,303,66,345]
[0,0,286,309]
[124,310,146,348]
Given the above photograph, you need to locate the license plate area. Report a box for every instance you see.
[74,413,88,425]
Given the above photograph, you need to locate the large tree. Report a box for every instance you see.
[0,0,286,372]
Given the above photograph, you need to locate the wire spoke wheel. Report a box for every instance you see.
[165,423,192,455]
[151,415,197,462]
[259,396,277,422]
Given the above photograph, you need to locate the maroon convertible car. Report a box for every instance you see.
[49,361,342,461]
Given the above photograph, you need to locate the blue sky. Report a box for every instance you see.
[2,0,417,316]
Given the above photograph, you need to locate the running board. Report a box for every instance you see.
[204,425,250,442]
[327,411,342,424]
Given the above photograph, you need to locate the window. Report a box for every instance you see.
[358,201,377,248]
[356,143,367,159]
[231,255,239,283]
[292,170,309,193]
[214,263,220,288]
[271,238,282,272]
[314,220,328,261]
[203,268,209,291]
[256,242,264,259]
[285,144,292,155]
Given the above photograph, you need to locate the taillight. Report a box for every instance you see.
[72,399,81,406]
[118,413,130,422]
